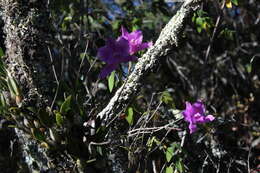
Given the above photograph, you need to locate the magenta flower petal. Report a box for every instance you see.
[141,41,153,49]
[138,42,152,50]
[192,101,206,116]
[97,46,113,63]
[121,55,138,63]
[182,102,193,121]
[129,45,140,55]
[120,26,152,55]
[115,37,130,53]
[97,36,137,79]
[194,113,206,123]
[182,100,215,134]
[121,26,129,38]
[97,26,153,79]
[204,115,215,122]
[189,123,197,134]
[129,30,143,44]
[99,64,118,79]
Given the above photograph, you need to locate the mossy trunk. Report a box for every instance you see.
[1,0,53,107]
[0,1,65,172]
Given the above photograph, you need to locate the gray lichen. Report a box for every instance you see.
[0,0,54,108]
[0,0,55,171]
[15,128,50,172]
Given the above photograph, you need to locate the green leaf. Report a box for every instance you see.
[197,10,208,17]
[108,71,115,92]
[60,95,72,115]
[97,146,103,156]
[6,74,21,97]
[32,128,45,141]
[166,146,174,162]
[176,159,184,173]
[64,16,72,22]
[80,53,86,60]
[0,48,4,58]
[26,107,37,113]
[146,137,154,149]
[0,61,6,75]
[132,25,139,31]
[0,93,6,108]
[231,0,238,6]
[197,27,202,33]
[7,125,17,128]
[55,112,64,126]
[165,166,173,173]
[126,107,134,125]
[219,28,235,40]
[196,17,204,26]
[245,64,252,73]
[112,20,120,30]
[160,91,174,107]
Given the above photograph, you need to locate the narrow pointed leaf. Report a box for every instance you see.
[55,112,64,126]
[231,0,238,6]
[165,166,173,173]
[32,128,45,141]
[126,107,134,125]
[166,146,174,162]
[60,95,72,115]
[108,71,115,92]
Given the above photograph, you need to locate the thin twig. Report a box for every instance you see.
[48,46,60,110]
[147,129,171,156]
[247,146,251,173]
[204,0,226,63]
[128,119,181,137]
[88,140,111,155]
[77,39,89,81]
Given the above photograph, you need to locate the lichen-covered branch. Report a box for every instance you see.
[98,0,201,123]
[0,0,54,107]
[0,0,55,171]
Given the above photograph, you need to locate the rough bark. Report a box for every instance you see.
[97,1,202,172]
[0,0,55,171]
[0,118,28,172]
[1,0,54,107]
[0,0,202,172]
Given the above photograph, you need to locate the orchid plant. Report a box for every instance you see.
[182,100,215,134]
[98,27,215,134]
[97,26,153,79]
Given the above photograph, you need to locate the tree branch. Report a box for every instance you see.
[97,1,202,172]
[1,0,54,107]
[0,1,55,171]
[98,0,201,123]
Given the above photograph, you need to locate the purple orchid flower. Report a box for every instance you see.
[97,37,137,79]
[182,100,215,134]
[121,26,153,55]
